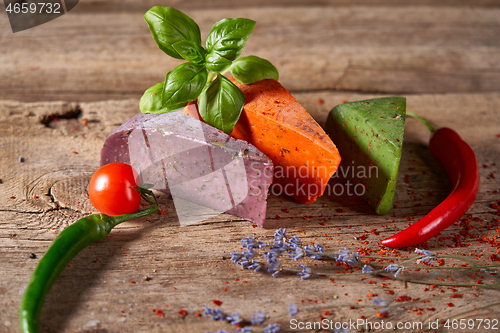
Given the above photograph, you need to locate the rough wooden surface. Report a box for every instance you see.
[2,2,500,102]
[1,1,500,333]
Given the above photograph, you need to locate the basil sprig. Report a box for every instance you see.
[140,6,279,134]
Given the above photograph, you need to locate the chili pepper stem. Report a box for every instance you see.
[110,199,158,224]
[406,111,435,132]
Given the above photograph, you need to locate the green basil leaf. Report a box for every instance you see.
[205,52,233,73]
[198,75,245,134]
[230,55,279,85]
[144,6,201,59]
[172,40,206,66]
[205,18,256,62]
[160,63,208,112]
[140,82,170,114]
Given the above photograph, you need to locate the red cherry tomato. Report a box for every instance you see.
[89,163,141,216]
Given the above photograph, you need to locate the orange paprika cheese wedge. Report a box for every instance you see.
[185,78,341,203]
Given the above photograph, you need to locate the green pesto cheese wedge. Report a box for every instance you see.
[326,97,406,215]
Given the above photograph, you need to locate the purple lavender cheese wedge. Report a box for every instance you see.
[101,109,273,227]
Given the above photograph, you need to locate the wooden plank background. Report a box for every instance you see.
[0,1,499,332]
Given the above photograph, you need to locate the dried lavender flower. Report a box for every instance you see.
[372,297,388,307]
[362,265,375,274]
[384,264,404,277]
[297,264,312,279]
[288,303,298,317]
[263,323,281,333]
[250,310,266,325]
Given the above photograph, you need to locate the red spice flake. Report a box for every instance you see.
[275,215,281,220]
[158,209,167,215]
[412,298,420,302]
[447,303,454,307]
[387,290,394,295]
[394,295,412,302]
[281,208,290,213]
[490,254,500,262]
[156,309,165,317]
[349,306,355,310]
[242,280,248,283]
[317,98,324,105]
[120,310,124,313]
[10,196,15,199]
[213,300,222,306]
[341,99,348,103]
[67,264,72,267]
[194,312,201,317]
[477,279,483,284]
[83,119,88,126]
[323,310,330,315]
[130,281,136,284]
[178,309,187,316]
[234,278,239,281]
[252,224,257,228]
[366,293,377,298]
[450,294,463,298]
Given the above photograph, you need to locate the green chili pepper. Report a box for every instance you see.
[19,205,158,333]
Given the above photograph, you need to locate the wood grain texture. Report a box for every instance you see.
[1,93,499,332]
[1,3,499,102]
[1,1,500,332]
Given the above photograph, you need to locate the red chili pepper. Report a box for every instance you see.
[381,120,479,248]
